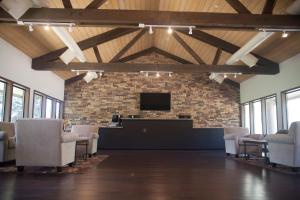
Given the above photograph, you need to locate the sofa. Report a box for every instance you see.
[266,121,300,169]
[0,122,16,164]
[15,119,78,172]
[71,125,99,156]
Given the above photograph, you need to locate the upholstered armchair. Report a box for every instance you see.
[0,122,16,164]
[224,127,249,157]
[266,121,300,169]
[71,125,99,156]
[16,119,78,172]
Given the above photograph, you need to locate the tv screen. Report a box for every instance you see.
[140,93,171,111]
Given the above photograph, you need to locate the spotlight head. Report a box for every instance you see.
[189,27,193,35]
[282,31,288,38]
[167,26,173,34]
[76,71,79,76]
[169,72,172,77]
[68,25,73,32]
[234,73,237,79]
[156,72,160,77]
[224,74,228,78]
[149,26,153,34]
[29,24,33,32]
[44,24,50,31]
[145,72,149,77]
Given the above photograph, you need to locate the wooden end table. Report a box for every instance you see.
[241,139,269,164]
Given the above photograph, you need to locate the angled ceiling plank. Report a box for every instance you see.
[225,0,251,14]
[11,8,300,30]
[86,0,107,9]
[212,48,222,65]
[173,32,205,64]
[32,28,138,69]
[110,29,147,63]
[62,0,72,8]
[262,0,277,14]
[178,29,279,74]
[93,46,102,63]
[35,62,277,75]
[152,47,192,64]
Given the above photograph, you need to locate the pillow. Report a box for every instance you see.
[276,129,289,134]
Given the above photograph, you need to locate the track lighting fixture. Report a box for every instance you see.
[156,72,160,77]
[189,26,193,35]
[234,73,237,79]
[224,74,228,78]
[68,24,73,33]
[145,72,149,77]
[169,73,172,77]
[149,26,153,34]
[44,24,50,31]
[140,71,172,78]
[282,31,288,38]
[167,26,173,34]
[28,24,33,32]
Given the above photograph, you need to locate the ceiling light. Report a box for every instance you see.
[149,26,153,34]
[68,24,73,33]
[156,72,160,77]
[282,31,288,38]
[169,72,172,77]
[76,71,79,76]
[167,26,173,34]
[44,24,50,31]
[28,24,33,32]
[224,74,227,78]
[234,73,237,79]
[189,26,193,35]
[209,73,224,84]
[83,71,98,83]
[145,72,149,77]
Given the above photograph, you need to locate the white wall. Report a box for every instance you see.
[240,53,300,129]
[0,38,65,117]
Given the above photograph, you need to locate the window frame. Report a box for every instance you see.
[0,80,7,122]
[281,86,300,129]
[241,93,277,135]
[264,95,278,134]
[10,84,27,122]
[32,91,44,118]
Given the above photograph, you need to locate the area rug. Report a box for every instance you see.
[227,156,300,175]
[0,154,109,174]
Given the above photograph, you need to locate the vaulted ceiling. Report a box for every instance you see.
[1,0,300,83]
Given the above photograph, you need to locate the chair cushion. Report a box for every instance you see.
[8,136,16,149]
[266,134,294,144]
[61,133,78,143]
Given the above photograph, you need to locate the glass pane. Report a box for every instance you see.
[55,101,60,119]
[243,104,250,131]
[286,90,300,127]
[11,86,25,123]
[253,101,263,134]
[46,98,52,118]
[33,94,43,118]
[266,97,277,134]
[0,82,6,122]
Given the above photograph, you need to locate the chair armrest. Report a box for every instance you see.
[224,133,249,140]
[0,131,5,141]
[61,132,79,143]
[91,132,99,139]
[266,134,294,144]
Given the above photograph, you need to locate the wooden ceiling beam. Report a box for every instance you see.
[225,0,251,14]
[262,0,277,14]
[152,47,192,64]
[34,61,277,75]
[86,0,107,9]
[7,8,299,30]
[117,47,155,63]
[110,29,147,63]
[93,46,102,63]
[32,28,138,69]
[62,0,72,8]
[212,48,222,65]
[173,32,205,64]
[178,29,279,74]
[65,73,86,85]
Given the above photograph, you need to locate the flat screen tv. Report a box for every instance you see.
[140,93,171,111]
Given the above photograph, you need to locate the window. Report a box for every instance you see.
[11,86,25,122]
[284,88,300,128]
[0,81,6,121]
[55,101,61,119]
[46,98,53,118]
[253,100,263,134]
[33,93,43,118]
[265,96,277,134]
[242,103,250,131]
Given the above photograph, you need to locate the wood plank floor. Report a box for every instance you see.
[0,150,300,200]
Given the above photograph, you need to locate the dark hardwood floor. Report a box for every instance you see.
[0,150,300,200]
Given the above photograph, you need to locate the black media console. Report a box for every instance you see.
[98,119,225,150]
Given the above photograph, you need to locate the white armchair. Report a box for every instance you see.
[266,121,300,169]
[16,119,78,172]
[224,127,249,157]
[0,122,16,164]
[71,125,99,156]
